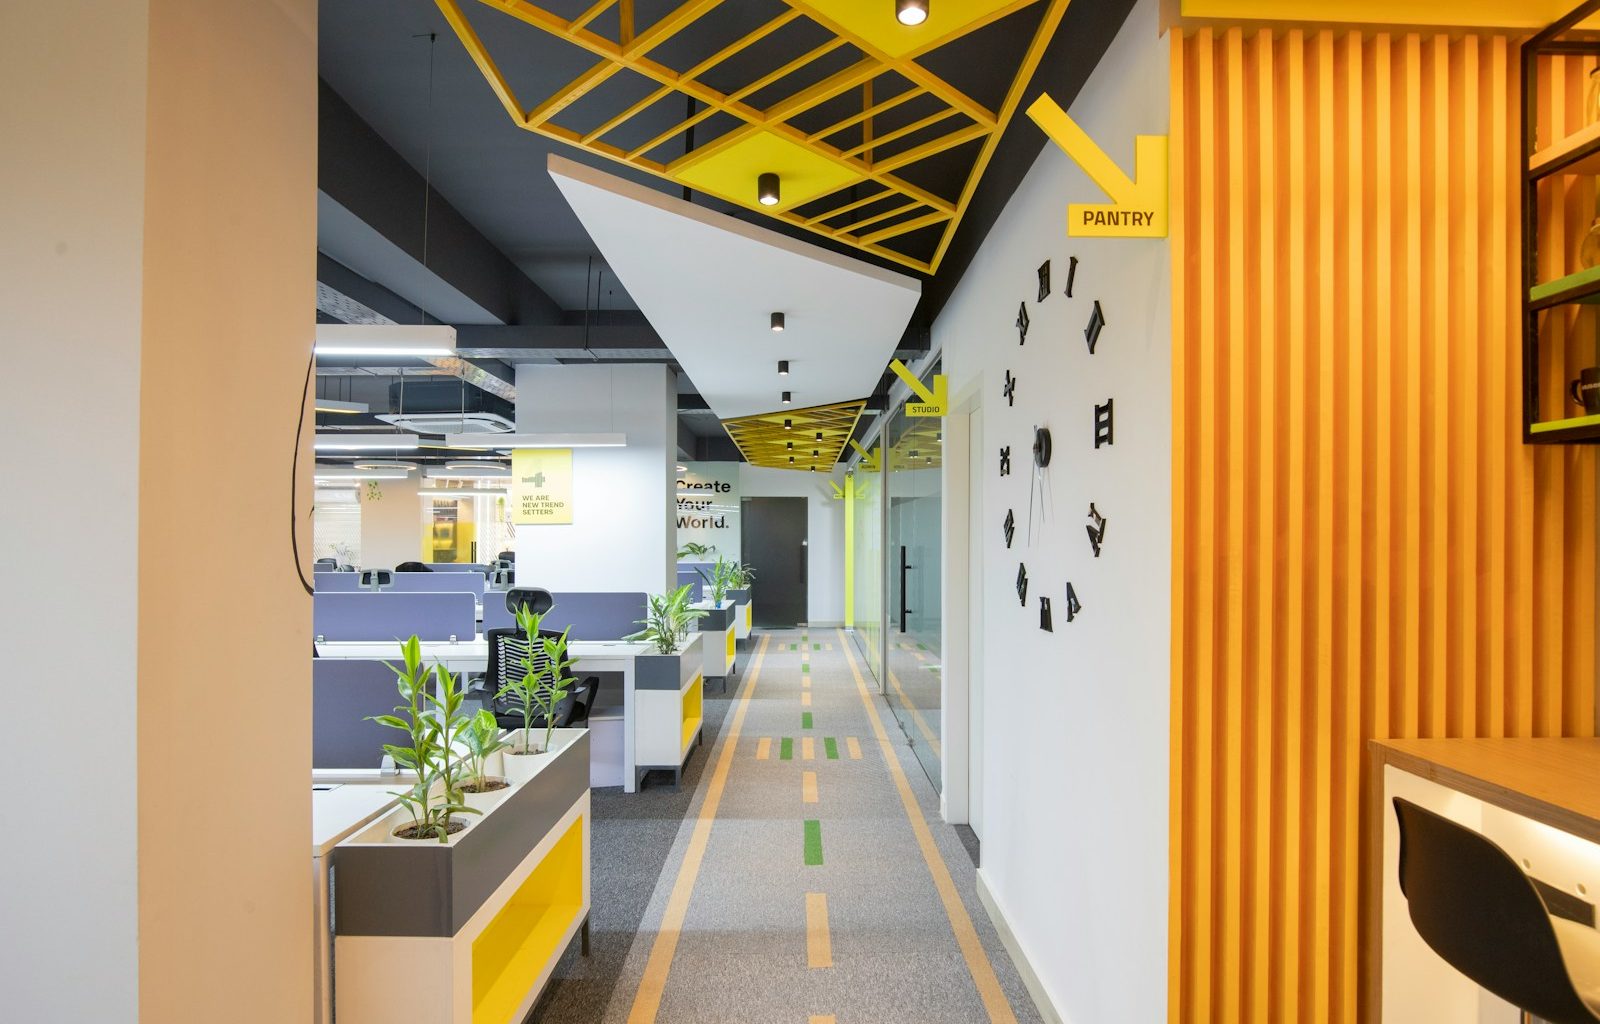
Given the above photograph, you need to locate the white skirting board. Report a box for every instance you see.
[975,869,1065,1024]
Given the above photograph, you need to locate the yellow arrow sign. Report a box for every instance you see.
[848,439,881,473]
[1026,93,1167,239]
[829,481,845,500]
[888,358,948,417]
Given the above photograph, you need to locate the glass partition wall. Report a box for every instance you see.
[884,392,943,791]
[849,445,884,683]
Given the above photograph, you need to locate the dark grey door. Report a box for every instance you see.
[741,497,807,627]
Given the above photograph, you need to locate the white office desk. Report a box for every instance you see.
[315,637,656,793]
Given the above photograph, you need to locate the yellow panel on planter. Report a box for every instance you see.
[674,130,862,214]
[794,0,1023,59]
[726,629,736,660]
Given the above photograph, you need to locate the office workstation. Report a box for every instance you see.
[21,1,1600,1023]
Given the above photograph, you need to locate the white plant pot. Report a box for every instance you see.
[502,746,553,785]
[384,815,470,844]
[460,779,511,813]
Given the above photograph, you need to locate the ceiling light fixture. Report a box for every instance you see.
[315,469,409,482]
[778,360,790,376]
[782,391,792,405]
[313,324,457,358]
[815,431,823,441]
[315,398,369,415]
[352,460,418,472]
[428,465,510,480]
[314,432,420,451]
[789,455,795,464]
[758,172,780,206]
[771,311,785,332]
[784,419,792,430]
[440,432,627,449]
[896,0,929,26]
[676,464,687,473]
[787,441,794,450]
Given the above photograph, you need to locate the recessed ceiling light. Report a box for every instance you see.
[676,464,687,472]
[782,391,792,405]
[314,324,456,357]
[896,0,929,26]
[758,172,780,206]
[771,311,786,332]
[778,360,789,376]
[353,460,418,471]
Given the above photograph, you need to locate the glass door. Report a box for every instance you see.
[885,367,943,791]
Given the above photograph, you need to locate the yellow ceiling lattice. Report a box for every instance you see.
[722,399,866,470]
[433,0,1069,274]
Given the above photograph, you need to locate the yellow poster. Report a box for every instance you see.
[511,448,573,525]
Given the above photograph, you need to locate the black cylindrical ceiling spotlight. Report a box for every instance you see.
[782,391,792,404]
[789,455,796,464]
[758,172,780,206]
[778,360,790,376]
[896,0,929,26]
[815,431,823,441]
[787,441,794,450]
[784,418,792,430]
[771,311,785,332]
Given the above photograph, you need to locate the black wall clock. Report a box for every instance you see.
[1032,426,1052,468]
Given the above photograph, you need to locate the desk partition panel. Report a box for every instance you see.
[423,562,492,574]
[543,592,647,641]
[312,592,476,642]
[314,572,363,593]
[388,572,487,598]
[313,659,400,769]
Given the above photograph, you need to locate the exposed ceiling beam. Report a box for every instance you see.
[319,79,563,327]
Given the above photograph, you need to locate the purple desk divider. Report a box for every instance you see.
[543,592,648,641]
[424,562,493,575]
[388,572,487,598]
[314,571,363,593]
[312,592,476,642]
[313,659,402,769]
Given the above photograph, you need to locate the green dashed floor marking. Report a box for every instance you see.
[780,738,793,760]
[813,643,821,650]
[917,642,928,651]
[802,711,813,729]
[802,663,810,674]
[824,737,839,760]
[803,820,824,866]
[789,643,797,651]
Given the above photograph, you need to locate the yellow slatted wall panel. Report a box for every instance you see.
[1170,28,1598,1024]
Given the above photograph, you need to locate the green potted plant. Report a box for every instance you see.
[677,541,711,561]
[367,636,481,843]
[497,605,579,784]
[697,555,739,607]
[459,709,511,809]
[627,582,707,690]
[727,563,755,641]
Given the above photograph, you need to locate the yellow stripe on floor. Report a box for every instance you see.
[888,670,943,756]
[846,737,862,760]
[802,691,812,707]
[801,736,815,761]
[625,635,771,1024]
[810,1017,836,1024]
[756,737,771,761]
[803,676,811,689]
[839,629,1018,1024]
[802,770,818,804]
[805,892,833,969]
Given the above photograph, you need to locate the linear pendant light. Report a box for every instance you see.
[314,432,420,451]
[314,324,457,357]
[439,432,626,450]
[314,398,369,414]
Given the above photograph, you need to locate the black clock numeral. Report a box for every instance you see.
[1065,581,1082,622]
[1040,595,1053,632]
[1037,260,1051,303]
[1086,502,1107,557]
[1003,369,1016,406]
[1085,300,1105,355]
[1016,562,1029,607]
[1065,255,1079,298]
[1003,509,1015,549]
[1094,399,1114,449]
[1016,302,1030,345]
[999,445,1012,476]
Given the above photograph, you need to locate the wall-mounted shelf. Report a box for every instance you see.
[1529,119,1600,179]
[1520,0,1600,445]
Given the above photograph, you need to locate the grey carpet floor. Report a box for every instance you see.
[529,627,1039,1024]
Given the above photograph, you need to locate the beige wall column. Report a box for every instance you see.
[4,1,316,1020]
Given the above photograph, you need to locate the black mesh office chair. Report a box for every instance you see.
[484,626,596,732]
[314,557,338,569]
[566,677,601,727]
[359,569,392,590]
[497,550,515,564]
[1393,797,1600,1024]
[505,587,554,618]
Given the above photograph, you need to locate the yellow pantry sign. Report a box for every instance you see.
[511,448,573,525]
[1027,93,1168,238]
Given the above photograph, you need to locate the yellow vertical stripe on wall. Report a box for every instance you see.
[1170,28,1597,1024]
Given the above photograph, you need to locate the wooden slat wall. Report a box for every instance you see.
[1170,28,1598,1024]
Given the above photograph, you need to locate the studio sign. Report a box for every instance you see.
[677,477,732,530]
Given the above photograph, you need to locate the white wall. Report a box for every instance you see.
[739,465,846,625]
[4,3,147,1017]
[357,473,422,567]
[936,1,1170,1019]
[514,363,676,594]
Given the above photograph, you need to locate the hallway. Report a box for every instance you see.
[534,628,1040,1024]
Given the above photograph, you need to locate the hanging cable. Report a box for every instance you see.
[289,347,315,596]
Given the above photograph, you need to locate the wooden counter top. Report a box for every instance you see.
[1372,737,1600,843]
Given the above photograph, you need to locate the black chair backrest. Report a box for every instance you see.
[567,676,601,727]
[395,561,432,573]
[359,569,392,589]
[315,557,338,568]
[487,626,581,726]
[497,550,515,563]
[505,587,554,618]
[1393,797,1599,1024]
